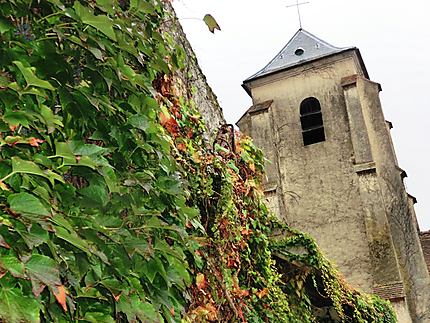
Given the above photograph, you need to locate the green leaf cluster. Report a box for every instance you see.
[0,0,193,321]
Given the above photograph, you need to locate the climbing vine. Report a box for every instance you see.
[0,1,396,322]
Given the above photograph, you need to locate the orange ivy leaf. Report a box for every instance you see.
[176,142,186,152]
[0,181,9,191]
[28,137,44,147]
[241,228,253,236]
[241,289,250,297]
[159,111,170,125]
[53,285,67,312]
[206,303,217,321]
[192,151,202,163]
[256,288,269,299]
[196,273,206,290]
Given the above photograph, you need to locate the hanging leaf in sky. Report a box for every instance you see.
[203,14,221,33]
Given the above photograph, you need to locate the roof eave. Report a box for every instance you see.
[242,82,252,97]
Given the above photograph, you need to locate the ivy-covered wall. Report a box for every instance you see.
[0,1,396,322]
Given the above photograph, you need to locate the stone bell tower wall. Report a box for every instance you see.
[239,51,378,292]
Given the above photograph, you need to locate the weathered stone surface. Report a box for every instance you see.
[420,231,430,273]
[162,3,225,136]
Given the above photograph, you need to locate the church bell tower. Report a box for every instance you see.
[237,29,430,322]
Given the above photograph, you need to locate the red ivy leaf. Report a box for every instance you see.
[159,112,179,138]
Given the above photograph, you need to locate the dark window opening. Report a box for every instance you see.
[295,47,305,56]
[300,97,325,146]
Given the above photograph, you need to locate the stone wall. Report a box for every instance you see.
[420,231,430,273]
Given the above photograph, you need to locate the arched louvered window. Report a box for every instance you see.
[300,97,325,146]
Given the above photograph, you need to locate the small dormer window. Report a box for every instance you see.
[300,97,325,146]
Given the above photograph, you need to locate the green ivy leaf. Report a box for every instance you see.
[12,61,55,91]
[0,19,12,34]
[39,104,63,134]
[165,256,191,289]
[8,82,47,97]
[14,222,49,249]
[83,312,115,323]
[8,157,64,186]
[155,177,182,195]
[99,166,119,193]
[117,294,159,322]
[71,141,108,156]
[88,47,104,60]
[128,115,150,131]
[74,2,117,41]
[3,110,30,128]
[95,0,116,15]
[130,0,156,14]
[79,184,109,207]
[55,226,91,254]
[51,142,99,169]
[25,254,61,296]
[8,192,50,217]
[142,257,166,283]
[0,287,41,323]
[0,254,26,278]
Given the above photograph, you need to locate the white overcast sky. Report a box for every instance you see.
[172,0,430,230]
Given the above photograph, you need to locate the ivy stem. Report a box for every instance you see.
[35,11,63,24]
[34,36,59,42]
[0,172,16,183]
[204,253,240,318]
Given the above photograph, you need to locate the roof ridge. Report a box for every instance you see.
[244,29,352,83]
[299,29,343,50]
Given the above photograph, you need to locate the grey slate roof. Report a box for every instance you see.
[244,29,354,83]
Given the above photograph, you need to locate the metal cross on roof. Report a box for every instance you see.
[286,0,310,29]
